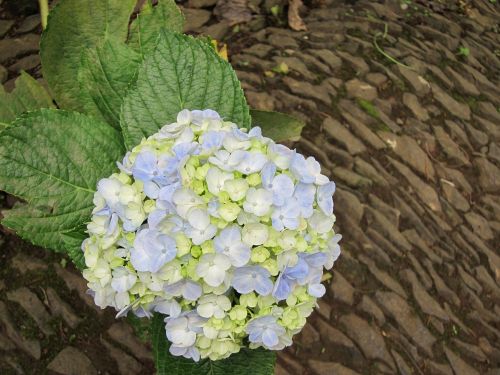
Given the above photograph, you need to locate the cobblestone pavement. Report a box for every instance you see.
[1,0,500,374]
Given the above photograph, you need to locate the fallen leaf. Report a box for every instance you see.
[288,0,307,31]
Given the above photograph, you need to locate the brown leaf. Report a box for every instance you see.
[288,0,307,31]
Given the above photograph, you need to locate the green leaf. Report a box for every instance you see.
[61,229,87,270]
[0,72,54,126]
[2,203,85,254]
[152,313,276,375]
[121,30,251,149]
[250,110,305,143]
[0,109,124,253]
[79,40,142,129]
[128,0,185,57]
[127,314,152,343]
[40,0,136,112]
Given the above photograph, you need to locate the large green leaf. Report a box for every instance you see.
[0,109,124,253]
[77,0,184,130]
[79,40,142,129]
[152,313,276,375]
[250,110,305,143]
[40,0,136,113]
[121,30,251,149]
[0,72,54,129]
[128,0,185,57]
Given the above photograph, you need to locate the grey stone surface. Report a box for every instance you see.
[182,8,211,31]
[54,264,101,313]
[0,301,40,359]
[47,346,97,375]
[0,34,40,64]
[401,269,449,321]
[8,54,40,72]
[378,132,435,180]
[431,82,471,120]
[441,181,470,212]
[334,188,364,225]
[345,79,377,101]
[473,157,500,193]
[11,253,47,274]
[101,339,143,375]
[403,92,429,121]
[444,346,480,375]
[188,0,217,8]
[434,126,471,166]
[309,360,361,375]
[46,287,82,329]
[0,19,14,38]
[310,49,342,70]
[357,295,385,326]
[375,291,436,357]
[283,76,332,105]
[323,117,366,155]
[340,112,386,150]
[0,64,7,83]
[107,322,153,362]
[17,14,40,33]
[339,313,395,370]
[6,287,54,336]
[331,271,355,305]
[388,157,441,212]
[396,64,431,96]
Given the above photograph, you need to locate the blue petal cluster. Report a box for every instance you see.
[82,109,341,361]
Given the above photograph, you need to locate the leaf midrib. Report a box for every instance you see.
[0,154,95,194]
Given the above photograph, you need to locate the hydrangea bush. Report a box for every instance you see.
[83,109,341,361]
[0,0,341,373]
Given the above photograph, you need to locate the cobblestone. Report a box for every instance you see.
[47,346,97,375]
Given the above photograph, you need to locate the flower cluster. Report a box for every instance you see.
[82,109,341,361]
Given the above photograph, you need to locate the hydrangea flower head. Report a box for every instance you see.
[82,109,341,361]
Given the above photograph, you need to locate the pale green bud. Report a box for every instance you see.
[239,292,258,308]
[261,258,279,276]
[195,163,210,180]
[219,202,241,222]
[229,305,247,321]
[143,199,156,214]
[246,173,261,186]
[190,245,202,258]
[251,246,270,263]
[175,233,191,257]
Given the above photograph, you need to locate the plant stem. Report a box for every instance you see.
[39,0,49,29]
[373,23,412,70]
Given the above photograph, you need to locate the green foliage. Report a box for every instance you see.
[457,46,470,57]
[270,5,281,17]
[127,314,152,343]
[79,40,142,129]
[0,109,124,253]
[250,110,304,142]
[41,0,186,128]
[61,229,87,270]
[0,72,54,129]
[152,313,276,375]
[357,99,379,118]
[128,0,185,57]
[40,0,136,114]
[121,30,251,149]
